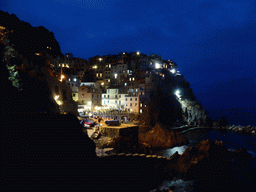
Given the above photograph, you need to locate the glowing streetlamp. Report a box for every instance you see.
[114,73,118,79]
[60,75,65,82]
[136,51,140,55]
[170,68,176,74]
[175,90,181,99]
[54,95,59,101]
[155,63,161,69]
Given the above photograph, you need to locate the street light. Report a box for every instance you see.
[155,63,161,69]
[175,90,181,99]
[61,75,65,82]
[170,68,176,74]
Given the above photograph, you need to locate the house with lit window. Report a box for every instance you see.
[78,85,101,111]
[124,95,139,113]
[101,85,128,110]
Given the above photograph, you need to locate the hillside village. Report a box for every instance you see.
[1,10,207,127]
[51,52,176,112]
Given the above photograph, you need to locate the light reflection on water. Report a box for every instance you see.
[156,145,189,158]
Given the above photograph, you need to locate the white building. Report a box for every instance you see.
[101,86,128,110]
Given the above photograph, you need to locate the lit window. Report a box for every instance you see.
[132,77,135,81]
[129,78,131,81]
[140,103,142,107]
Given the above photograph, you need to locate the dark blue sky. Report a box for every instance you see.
[1,0,256,125]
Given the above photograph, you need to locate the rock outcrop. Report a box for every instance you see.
[1,12,77,115]
[164,140,235,190]
[138,124,189,151]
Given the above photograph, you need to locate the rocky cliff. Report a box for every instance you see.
[1,11,77,115]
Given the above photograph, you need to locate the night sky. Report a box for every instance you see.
[1,0,256,126]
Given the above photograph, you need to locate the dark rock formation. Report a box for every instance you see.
[1,12,77,115]
[164,140,235,190]
[2,113,165,190]
[2,113,97,189]
[138,124,189,151]
[0,11,63,62]
[232,148,252,161]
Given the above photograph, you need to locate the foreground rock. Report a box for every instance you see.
[138,123,190,151]
[2,113,163,190]
[163,139,254,190]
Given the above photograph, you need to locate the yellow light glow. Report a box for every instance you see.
[54,95,59,101]
[101,82,104,85]
[99,58,103,61]
[95,106,102,110]
[136,51,140,55]
[155,63,161,69]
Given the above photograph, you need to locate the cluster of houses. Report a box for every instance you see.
[50,52,180,115]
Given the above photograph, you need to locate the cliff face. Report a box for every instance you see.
[144,66,207,127]
[0,11,63,61]
[1,11,76,115]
